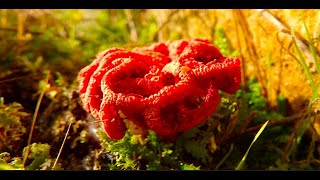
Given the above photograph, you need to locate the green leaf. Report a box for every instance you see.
[180,163,200,170]
[23,143,51,170]
[301,13,320,75]
[0,162,16,170]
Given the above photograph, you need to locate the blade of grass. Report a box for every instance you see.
[289,16,320,157]
[311,83,320,101]
[302,13,320,75]
[292,27,319,103]
[235,120,269,170]
[291,31,316,92]
[301,13,320,101]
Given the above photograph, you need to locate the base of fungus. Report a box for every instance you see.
[123,119,148,137]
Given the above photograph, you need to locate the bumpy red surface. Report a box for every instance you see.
[78,39,241,140]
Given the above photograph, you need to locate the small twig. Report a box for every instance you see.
[297,159,320,167]
[217,111,256,145]
[217,114,238,144]
[237,111,257,135]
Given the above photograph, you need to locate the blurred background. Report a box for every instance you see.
[2,9,319,110]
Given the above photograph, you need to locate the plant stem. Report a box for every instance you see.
[22,72,50,168]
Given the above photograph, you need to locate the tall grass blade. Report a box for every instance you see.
[301,14,320,101]
[302,14,320,75]
[235,120,269,170]
[291,32,316,91]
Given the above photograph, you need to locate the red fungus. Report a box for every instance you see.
[77,39,241,140]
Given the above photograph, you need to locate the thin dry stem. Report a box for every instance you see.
[22,72,50,168]
[217,114,238,144]
[237,111,257,135]
[52,117,73,170]
[276,31,302,66]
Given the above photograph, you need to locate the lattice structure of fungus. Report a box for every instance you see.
[78,39,241,140]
